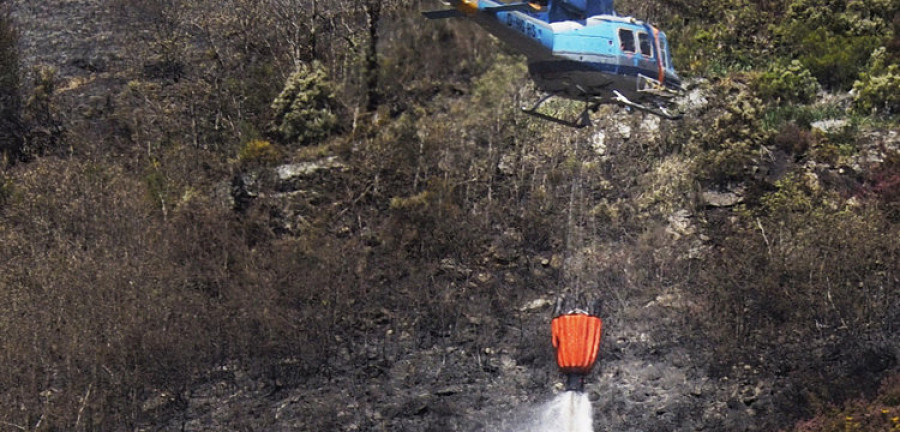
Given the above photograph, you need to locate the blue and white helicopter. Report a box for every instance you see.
[424,0,684,127]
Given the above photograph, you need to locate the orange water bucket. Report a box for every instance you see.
[551,313,603,375]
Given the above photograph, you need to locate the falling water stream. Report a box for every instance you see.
[539,392,594,432]
[515,391,594,432]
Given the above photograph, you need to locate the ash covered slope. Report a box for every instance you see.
[2,0,899,431]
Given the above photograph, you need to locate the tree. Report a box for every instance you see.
[269,61,341,145]
[364,0,382,111]
[0,3,22,162]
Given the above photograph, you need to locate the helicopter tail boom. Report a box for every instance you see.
[422,9,465,19]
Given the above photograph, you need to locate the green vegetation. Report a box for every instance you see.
[667,0,900,91]
[778,24,882,90]
[269,61,341,146]
[754,60,820,104]
[853,47,900,114]
[238,138,281,167]
[686,79,770,183]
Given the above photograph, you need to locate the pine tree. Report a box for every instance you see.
[269,61,340,146]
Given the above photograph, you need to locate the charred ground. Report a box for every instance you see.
[1,0,899,431]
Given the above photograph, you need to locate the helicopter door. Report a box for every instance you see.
[635,31,658,75]
[638,33,654,58]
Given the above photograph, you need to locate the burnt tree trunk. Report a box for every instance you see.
[0,5,23,162]
[364,0,381,112]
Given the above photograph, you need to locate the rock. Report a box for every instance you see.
[549,254,563,269]
[702,190,743,207]
[646,293,680,308]
[810,119,849,134]
[520,298,553,312]
[616,122,633,140]
[141,390,176,413]
[439,258,473,279]
[641,114,661,134]
[276,156,344,183]
[666,209,695,238]
[503,271,519,284]
[592,130,608,157]
[475,272,494,284]
[644,364,663,381]
[71,55,107,73]
[498,153,517,175]
[680,81,710,112]
[489,228,524,264]
[231,171,260,212]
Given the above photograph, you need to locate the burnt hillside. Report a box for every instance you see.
[1,0,899,431]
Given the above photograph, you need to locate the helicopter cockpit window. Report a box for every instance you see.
[660,38,669,68]
[638,33,653,57]
[618,29,635,53]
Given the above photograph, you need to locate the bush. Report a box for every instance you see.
[795,28,881,90]
[866,151,900,220]
[22,66,64,157]
[852,47,900,115]
[773,0,891,90]
[791,373,900,431]
[688,80,771,184]
[754,60,820,104]
[694,171,900,411]
[238,138,281,167]
[773,122,817,156]
[269,61,341,146]
[668,1,769,76]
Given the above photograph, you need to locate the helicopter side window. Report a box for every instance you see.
[618,29,635,53]
[638,33,653,57]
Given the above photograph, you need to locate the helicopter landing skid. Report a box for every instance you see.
[522,91,682,128]
[521,95,597,128]
[612,91,683,121]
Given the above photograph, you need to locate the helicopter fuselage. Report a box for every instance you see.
[442,0,682,106]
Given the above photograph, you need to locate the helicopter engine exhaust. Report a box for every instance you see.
[551,300,603,393]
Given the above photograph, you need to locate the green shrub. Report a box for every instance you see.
[852,47,900,114]
[762,102,847,130]
[668,1,769,76]
[269,61,340,146]
[783,0,898,36]
[238,139,281,167]
[795,28,881,90]
[754,60,820,103]
[689,80,771,184]
[773,0,892,90]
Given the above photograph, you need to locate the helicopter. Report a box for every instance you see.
[424,0,684,127]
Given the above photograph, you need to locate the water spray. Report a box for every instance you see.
[551,299,603,393]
